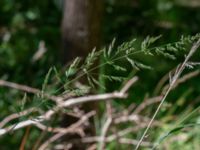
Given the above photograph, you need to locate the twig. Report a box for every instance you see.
[61,92,127,107]
[53,144,73,150]
[0,76,138,136]
[114,114,139,124]
[99,97,113,150]
[161,70,200,93]
[38,111,95,150]
[120,76,138,94]
[99,117,112,150]
[60,76,138,107]
[0,108,38,128]
[133,96,162,114]
[69,76,137,150]
[119,138,152,147]
[83,136,152,147]
[0,110,55,136]
[135,38,200,150]
[87,144,97,150]
[114,114,161,126]
[153,67,176,95]
[35,122,82,134]
[0,80,62,104]
[82,122,160,144]
[19,126,31,150]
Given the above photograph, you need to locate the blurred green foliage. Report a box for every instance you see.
[0,0,61,85]
[0,0,200,149]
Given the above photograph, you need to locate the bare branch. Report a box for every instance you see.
[0,80,62,103]
[35,122,82,134]
[162,70,200,93]
[0,108,38,128]
[0,110,54,136]
[119,138,152,147]
[38,111,95,150]
[120,76,138,94]
[0,76,138,136]
[99,100,113,150]
[83,136,152,147]
[133,96,162,114]
[99,117,112,150]
[82,120,160,145]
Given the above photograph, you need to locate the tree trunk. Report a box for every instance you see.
[60,1,102,148]
[61,0,102,63]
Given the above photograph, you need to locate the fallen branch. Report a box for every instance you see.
[133,96,162,114]
[0,80,62,104]
[38,111,95,150]
[0,76,138,136]
[0,108,38,128]
[82,136,152,147]
[162,70,200,93]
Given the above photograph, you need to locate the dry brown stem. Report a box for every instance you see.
[135,38,200,149]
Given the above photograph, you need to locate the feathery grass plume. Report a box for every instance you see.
[101,74,126,82]
[53,66,63,83]
[83,47,100,70]
[20,93,27,112]
[107,38,116,58]
[59,34,200,93]
[41,67,53,98]
[126,57,140,70]
[141,35,162,54]
[112,38,136,58]
[153,34,200,59]
[65,57,81,79]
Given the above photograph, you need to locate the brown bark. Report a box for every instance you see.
[61,0,102,63]
[60,1,102,148]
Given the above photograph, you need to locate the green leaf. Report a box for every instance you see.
[20,93,27,111]
[91,77,106,90]
[107,38,116,57]
[53,66,63,83]
[65,57,81,78]
[87,76,95,88]
[126,57,139,70]
[153,123,200,149]
[84,48,99,69]
[42,67,53,97]
[112,64,127,72]
[102,74,125,82]
[141,35,162,52]
[135,61,152,70]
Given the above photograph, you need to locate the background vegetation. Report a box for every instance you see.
[0,0,200,149]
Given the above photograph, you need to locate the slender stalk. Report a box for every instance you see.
[135,38,200,150]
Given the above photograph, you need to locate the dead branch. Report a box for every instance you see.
[0,76,138,136]
[99,97,113,150]
[119,138,152,147]
[133,96,162,114]
[99,117,112,150]
[0,108,38,128]
[161,70,200,93]
[38,111,95,150]
[82,136,152,147]
[0,80,62,104]
[82,120,160,148]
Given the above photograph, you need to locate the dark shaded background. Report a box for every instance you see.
[0,0,200,149]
